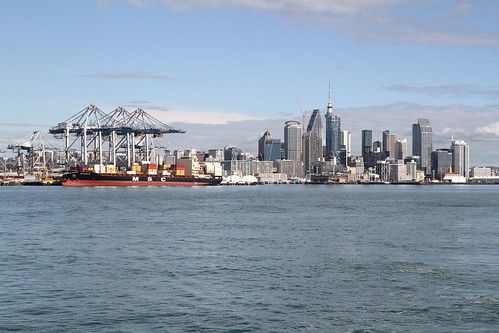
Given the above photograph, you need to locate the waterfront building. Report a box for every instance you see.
[277,159,302,179]
[376,160,391,182]
[305,109,323,174]
[382,130,397,158]
[431,149,452,180]
[284,121,302,162]
[250,160,274,175]
[407,159,417,181]
[412,118,433,175]
[349,157,365,180]
[451,139,470,178]
[221,159,251,177]
[324,83,341,160]
[470,167,492,178]
[390,162,412,183]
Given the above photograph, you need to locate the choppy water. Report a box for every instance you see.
[0,185,498,332]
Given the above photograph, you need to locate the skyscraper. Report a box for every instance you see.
[412,118,433,175]
[263,138,281,162]
[451,139,470,178]
[324,82,341,159]
[305,109,323,173]
[382,130,397,158]
[284,121,301,162]
[395,138,407,160]
[340,130,351,158]
[431,149,452,180]
[361,130,372,157]
[258,131,272,160]
[258,131,280,162]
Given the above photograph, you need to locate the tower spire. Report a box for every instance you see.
[326,80,332,114]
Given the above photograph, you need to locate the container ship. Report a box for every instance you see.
[61,162,222,187]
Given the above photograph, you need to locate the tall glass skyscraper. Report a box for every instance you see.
[305,109,323,173]
[431,148,452,180]
[412,118,433,175]
[258,131,272,160]
[361,129,372,160]
[284,121,301,162]
[258,131,281,162]
[325,83,340,159]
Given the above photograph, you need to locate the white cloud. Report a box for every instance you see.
[119,0,499,47]
[148,108,264,125]
[386,84,499,99]
[474,121,499,138]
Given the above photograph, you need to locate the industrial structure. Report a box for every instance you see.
[7,130,58,176]
[49,105,185,169]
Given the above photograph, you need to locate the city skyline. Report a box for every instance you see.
[1,1,499,165]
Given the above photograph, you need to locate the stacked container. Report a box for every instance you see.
[147,163,157,175]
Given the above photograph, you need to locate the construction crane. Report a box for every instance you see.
[297,98,308,165]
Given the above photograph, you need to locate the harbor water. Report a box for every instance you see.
[0,185,498,332]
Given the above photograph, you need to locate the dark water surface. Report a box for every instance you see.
[1,185,498,332]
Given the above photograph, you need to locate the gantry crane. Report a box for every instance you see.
[49,105,185,168]
[7,131,58,176]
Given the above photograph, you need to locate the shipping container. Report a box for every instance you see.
[94,164,104,173]
[106,165,116,174]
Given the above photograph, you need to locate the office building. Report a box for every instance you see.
[361,129,372,157]
[382,130,397,158]
[340,130,351,158]
[305,109,323,173]
[451,139,470,178]
[284,121,301,162]
[257,131,281,162]
[412,118,433,175]
[431,149,452,180]
[258,131,272,160]
[395,138,407,160]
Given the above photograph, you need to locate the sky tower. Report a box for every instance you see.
[325,81,340,160]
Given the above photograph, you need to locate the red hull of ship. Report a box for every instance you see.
[62,179,217,187]
[61,172,222,187]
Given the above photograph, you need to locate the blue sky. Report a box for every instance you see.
[1,0,499,165]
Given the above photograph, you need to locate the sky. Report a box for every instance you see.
[1,0,499,166]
